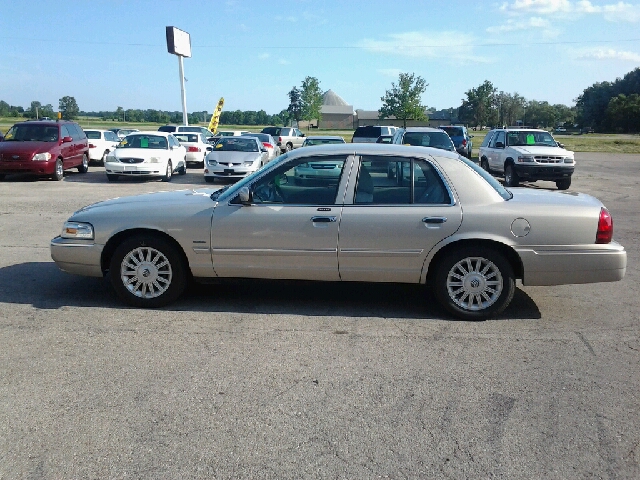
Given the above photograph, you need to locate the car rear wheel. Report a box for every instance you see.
[51,159,64,181]
[504,164,519,187]
[556,178,571,190]
[78,154,89,173]
[179,160,187,175]
[480,158,490,172]
[205,176,215,183]
[162,161,172,182]
[101,150,109,165]
[109,234,187,308]
[433,246,515,321]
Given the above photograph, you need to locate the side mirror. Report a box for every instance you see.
[557,142,565,148]
[301,133,306,137]
[206,146,213,151]
[260,147,267,152]
[495,141,505,148]
[62,136,73,143]
[238,187,252,205]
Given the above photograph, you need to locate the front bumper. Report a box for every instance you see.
[204,164,259,178]
[0,160,55,175]
[517,242,627,286]
[105,161,164,177]
[513,163,574,181]
[50,237,104,277]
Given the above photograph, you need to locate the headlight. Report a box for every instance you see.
[517,155,535,163]
[208,158,218,166]
[105,154,118,163]
[564,157,574,164]
[61,221,94,239]
[244,160,256,166]
[32,152,52,161]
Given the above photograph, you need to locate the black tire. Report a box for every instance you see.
[504,164,519,187]
[205,176,215,183]
[179,161,187,175]
[101,150,109,165]
[556,178,571,190]
[0,174,5,181]
[162,160,173,182]
[433,246,515,321]
[107,174,119,182]
[77,153,89,173]
[480,158,490,172]
[51,158,64,181]
[109,234,187,308]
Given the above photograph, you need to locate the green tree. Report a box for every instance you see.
[58,96,79,120]
[379,72,429,128]
[0,100,9,116]
[27,101,42,119]
[287,87,303,126]
[459,80,497,128]
[300,76,323,125]
[606,94,640,133]
[41,104,55,118]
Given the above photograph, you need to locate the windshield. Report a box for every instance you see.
[174,134,198,143]
[214,153,291,201]
[304,138,345,146]
[243,133,269,142]
[440,127,463,137]
[214,137,258,152]
[507,131,557,147]
[118,135,168,149]
[3,124,59,142]
[403,132,455,151]
[459,157,512,200]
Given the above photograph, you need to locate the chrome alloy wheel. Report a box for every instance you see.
[120,246,173,299]
[55,161,64,178]
[446,256,503,311]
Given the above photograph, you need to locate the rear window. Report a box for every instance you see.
[178,126,204,133]
[353,126,382,138]
[158,125,177,132]
[85,131,102,140]
[403,131,454,151]
[441,127,464,137]
[174,134,198,143]
[261,127,281,136]
[243,133,269,142]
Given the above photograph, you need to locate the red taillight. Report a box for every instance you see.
[278,136,283,142]
[188,146,200,152]
[596,207,613,244]
[89,143,96,149]
[262,142,273,149]
[461,139,467,147]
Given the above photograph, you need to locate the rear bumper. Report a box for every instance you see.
[50,237,104,277]
[513,164,574,181]
[517,242,627,285]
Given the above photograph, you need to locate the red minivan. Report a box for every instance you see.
[0,120,89,181]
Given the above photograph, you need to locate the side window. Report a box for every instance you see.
[60,125,71,139]
[355,156,450,205]
[481,131,494,147]
[66,124,80,140]
[490,131,505,148]
[75,124,87,139]
[247,155,347,205]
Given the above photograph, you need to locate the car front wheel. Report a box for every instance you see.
[504,164,519,187]
[556,178,571,190]
[162,160,172,182]
[78,153,89,173]
[109,234,187,308]
[51,159,64,181]
[433,246,515,321]
[480,158,490,172]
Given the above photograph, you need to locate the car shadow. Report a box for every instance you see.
[0,262,541,321]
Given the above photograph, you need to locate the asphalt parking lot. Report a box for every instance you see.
[1,153,638,478]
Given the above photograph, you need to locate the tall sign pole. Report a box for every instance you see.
[166,26,191,126]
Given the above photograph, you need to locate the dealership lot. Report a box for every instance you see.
[1,153,638,478]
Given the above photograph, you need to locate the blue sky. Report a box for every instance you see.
[2,0,640,115]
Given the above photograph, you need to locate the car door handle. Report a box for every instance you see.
[311,216,336,223]
[422,217,447,224]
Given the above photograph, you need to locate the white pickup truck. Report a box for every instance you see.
[478,128,575,190]
[261,127,306,153]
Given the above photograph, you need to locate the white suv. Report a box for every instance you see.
[478,128,575,190]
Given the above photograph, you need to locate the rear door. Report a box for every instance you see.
[338,155,462,283]
[487,130,506,172]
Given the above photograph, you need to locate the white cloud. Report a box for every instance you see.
[377,68,403,78]
[499,0,640,21]
[356,31,490,63]
[575,47,640,62]
[278,59,291,65]
[259,53,270,59]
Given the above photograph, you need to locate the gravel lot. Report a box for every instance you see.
[1,153,638,478]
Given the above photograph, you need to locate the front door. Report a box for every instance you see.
[338,155,462,283]
[210,154,352,280]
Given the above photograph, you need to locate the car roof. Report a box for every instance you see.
[492,127,547,132]
[401,127,447,132]
[282,142,461,160]
[129,131,172,137]
[305,136,344,140]
[83,129,111,133]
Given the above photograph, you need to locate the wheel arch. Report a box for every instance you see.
[504,157,516,169]
[101,228,191,278]
[423,238,524,286]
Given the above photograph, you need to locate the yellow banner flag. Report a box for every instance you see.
[208,97,224,134]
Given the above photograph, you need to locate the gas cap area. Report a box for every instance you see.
[511,218,531,237]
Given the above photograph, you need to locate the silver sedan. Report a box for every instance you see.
[51,144,626,320]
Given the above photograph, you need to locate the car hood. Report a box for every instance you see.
[208,151,261,162]
[72,189,219,218]
[510,145,573,157]
[0,141,55,156]
[113,148,168,157]
[509,187,602,208]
